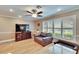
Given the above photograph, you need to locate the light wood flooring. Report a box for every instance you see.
[0,38,53,54]
[0,38,79,54]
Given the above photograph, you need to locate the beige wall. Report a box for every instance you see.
[41,9,79,40]
[34,20,42,33]
[0,16,35,41]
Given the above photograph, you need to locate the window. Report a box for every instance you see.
[63,19,73,39]
[43,21,48,32]
[42,15,75,39]
[53,20,62,38]
[48,20,53,33]
[63,29,73,39]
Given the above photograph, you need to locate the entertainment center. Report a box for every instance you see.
[15,24,31,41]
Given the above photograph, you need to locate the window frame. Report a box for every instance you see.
[42,15,76,40]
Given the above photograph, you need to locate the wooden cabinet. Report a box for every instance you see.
[15,32,31,41]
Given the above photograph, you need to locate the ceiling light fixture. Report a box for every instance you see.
[9,9,14,12]
[57,8,62,11]
[18,15,22,18]
[32,14,37,18]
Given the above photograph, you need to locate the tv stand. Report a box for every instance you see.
[15,31,31,41]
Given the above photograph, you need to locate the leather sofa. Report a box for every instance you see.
[34,32,53,47]
[54,39,79,54]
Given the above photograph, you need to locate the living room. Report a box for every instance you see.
[0,5,79,54]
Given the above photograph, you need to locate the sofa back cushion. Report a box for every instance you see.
[46,33,52,37]
[39,32,52,37]
[40,32,47,37]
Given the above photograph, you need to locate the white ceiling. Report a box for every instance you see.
[0,5,79,20]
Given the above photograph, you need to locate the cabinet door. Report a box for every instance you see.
[16,33,22,41]
[26,32,31,39]
[22,32,26,40]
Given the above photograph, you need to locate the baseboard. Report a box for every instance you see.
[0,39,14,44]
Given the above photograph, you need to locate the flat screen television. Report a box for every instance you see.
[16,24,29,32]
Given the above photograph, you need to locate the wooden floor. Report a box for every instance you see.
[0,38,79,54]
[0,38,53,54]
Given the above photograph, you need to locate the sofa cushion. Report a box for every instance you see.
[46,33,52,37]
[40,32,47,37]
[35,37,43,41]
[43,37,52,40]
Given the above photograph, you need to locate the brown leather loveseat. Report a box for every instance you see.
[34,32,53,47]
[54,39,79,54]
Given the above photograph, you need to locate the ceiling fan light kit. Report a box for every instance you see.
[25,5,43,17]
[32,14,37,18]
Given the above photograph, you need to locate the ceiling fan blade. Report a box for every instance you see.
[38,15,42,17]
[24,14,31,16]
[37,11,43,14]
[26,11,32,14]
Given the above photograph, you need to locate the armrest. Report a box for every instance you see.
[73,46,79,54]
[74,46,78,50]
[54,40,60,44]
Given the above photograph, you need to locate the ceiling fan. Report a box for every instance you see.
[24,5,43,17]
